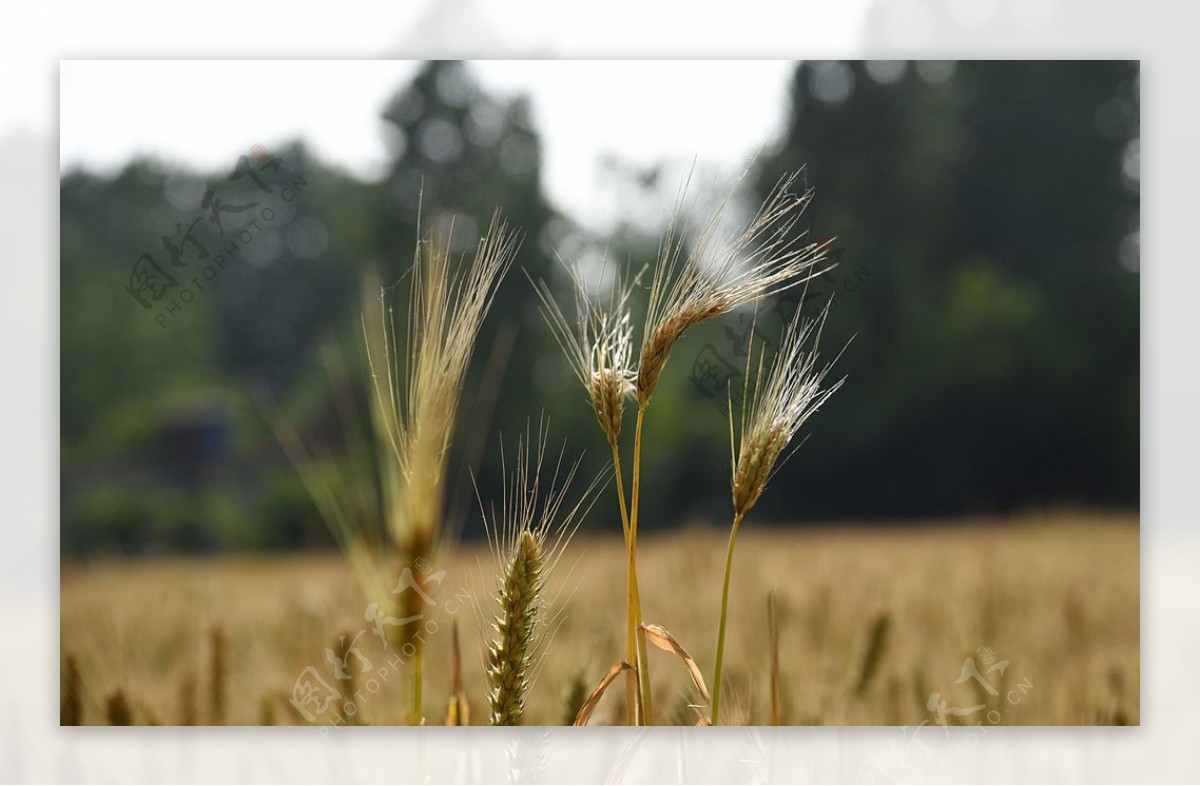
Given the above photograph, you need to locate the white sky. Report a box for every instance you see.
[59,60,800,229]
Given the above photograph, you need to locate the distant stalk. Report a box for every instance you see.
[768,591,781,726]
[106,687,132,726]
[334,630,360,725]
[209,625,227,725]
[61,654,83,726]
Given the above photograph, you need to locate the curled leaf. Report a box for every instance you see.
[573,660,634,726]
[642,623,710,703]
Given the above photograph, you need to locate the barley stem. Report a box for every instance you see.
[628,405,652,724]
[610,438,638,724]
[711,511,744,726]
[610,440,631,546]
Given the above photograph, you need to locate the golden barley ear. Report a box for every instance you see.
[208,624,228,725]
[488,530,543,726]
[637,169,829,406]
[528,261,637,446]
[105,687,132,726]
[446,618,470,726]
[573,660,635,726]
[854,612,891,696]
[61,653,83,726]
[363,212,520,725]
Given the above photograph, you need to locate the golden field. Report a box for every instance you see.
[59,513,1138,727]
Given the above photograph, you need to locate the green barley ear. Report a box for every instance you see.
[209,624,227,725]
[61,653,83,726]
[480,423,604,726]
[106,687,132,726]
[488,529,543,726]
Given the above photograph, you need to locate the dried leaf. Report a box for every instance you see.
[642,623,710,703]
[573,660,633,726]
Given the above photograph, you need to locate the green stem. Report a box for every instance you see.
[711,511,744,726]
[629,406,652,724]
[610,440,638,725]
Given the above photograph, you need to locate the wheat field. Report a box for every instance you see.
[59,512,1138,727]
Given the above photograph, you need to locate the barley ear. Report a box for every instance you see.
[488,530,543,726]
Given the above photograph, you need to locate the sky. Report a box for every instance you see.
[59,60,801,230]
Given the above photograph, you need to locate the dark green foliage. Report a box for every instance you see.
[60,61,1139,555]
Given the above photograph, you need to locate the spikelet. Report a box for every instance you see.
[731,300,847,517]
[61,653,83,726]
[637,171,830,406]
[482,424,603,725]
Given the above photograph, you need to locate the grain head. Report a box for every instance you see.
[637,171,831,406]
[731,301,846,517]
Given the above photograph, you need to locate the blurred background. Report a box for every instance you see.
[59,59,1140,556]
